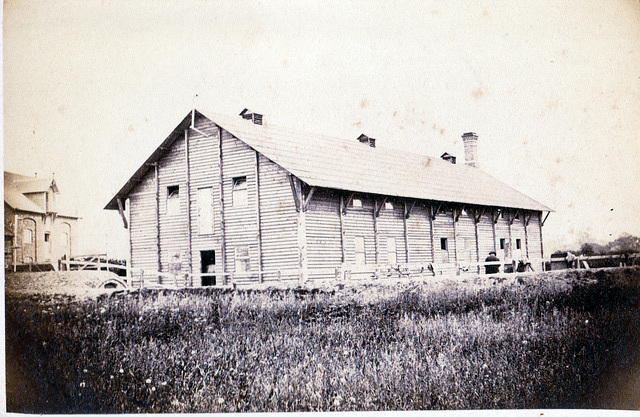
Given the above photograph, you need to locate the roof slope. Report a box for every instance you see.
[106,110,551,212]
[4,172,77,217]
[4,184,45,214]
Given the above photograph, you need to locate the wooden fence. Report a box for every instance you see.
[58,253,638,290]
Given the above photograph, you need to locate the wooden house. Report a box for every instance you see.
[4,172,79,270]
[105,109,552,286]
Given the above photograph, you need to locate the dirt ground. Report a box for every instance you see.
[4,271,126,300]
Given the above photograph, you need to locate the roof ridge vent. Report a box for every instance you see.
[357,133,376,148]
[440,152,456,164]
[239,108,263,125]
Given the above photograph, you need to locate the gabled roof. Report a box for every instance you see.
[5,171,58,193]
[4,185,45,214]
[4,171,78,217]
[105,109,552,212]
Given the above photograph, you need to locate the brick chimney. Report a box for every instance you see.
[462,132,478,167]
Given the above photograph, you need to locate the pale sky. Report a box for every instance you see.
[3,0,640,258]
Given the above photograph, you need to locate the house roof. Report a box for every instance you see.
[4,182,45,214]
[4,172,77,217]
[5,171,58,193]
[105,110,552,212]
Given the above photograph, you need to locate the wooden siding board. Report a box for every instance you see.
[343,201,376,266]
[406,204,433,263]
[257,154,298,281]
[377,202,407,264]
[306,190,342,275]
[456,211,478,267]
[477,214,495,262]
[433,210,455,264]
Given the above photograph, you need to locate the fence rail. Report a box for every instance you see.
[57,252,639,290]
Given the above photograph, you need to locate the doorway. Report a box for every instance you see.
[200,250,216,286]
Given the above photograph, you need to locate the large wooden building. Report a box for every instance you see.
[105,109,551,285]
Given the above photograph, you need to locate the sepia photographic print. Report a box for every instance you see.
[3,1,640,414]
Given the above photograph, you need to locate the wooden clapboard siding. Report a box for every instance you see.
[377,200,407,264]
[258,154,298,281]
[187,116,222,281]
[495,213,511,260]
[477,213,495,261]
[306,188,342,280]
[456,210,478,268]
[527,213,543,260]
[157,134,188,273]
[343,197,376,265]
[511,214,527,257]
[221,129,259,281]
[432,209,455,264]
[406,204,433,263]
[129,170,158,273]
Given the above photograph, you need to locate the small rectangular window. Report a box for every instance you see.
[440,238,448,251]
[516,239,522,250]
[197,187,214,235]
[167,185,180,215]
[354,236,366,265]
[352,198,362,208]
[500,238,506,250]
[44,233,50,242]
[232,176,248,207]
[234,246,250,273]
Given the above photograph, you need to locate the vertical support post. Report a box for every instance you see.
[185,129,193,276]
[403,201,410,264]
[539,211,544,266]
[296,178,308,283]
[373,200,379,264]
[524,212,530,258]
[255,151,263,283]
[339,194,346,263]
[429,204,436,264]
[155,163,161,272]
[507,210,513,262]
[452,208,459,273]
[474,209,480,274]
[491,209,498,253]
[218,126,227,281]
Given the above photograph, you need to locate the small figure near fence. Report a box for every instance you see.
[484,251,500,274]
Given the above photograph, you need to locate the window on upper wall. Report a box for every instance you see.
[352,198,363,208]
[23,229,33,245]
[234,246,250,273]
[197,187,214,235]
[500,238,506,250]
[440,238,448,251]
[232,176,248,207]
[167,185,180,215]
[354,236,366,265]
[516,239,522,250]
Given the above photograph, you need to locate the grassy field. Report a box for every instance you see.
[5,267,640,413]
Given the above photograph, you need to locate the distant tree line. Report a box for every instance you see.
[554,233,640,257]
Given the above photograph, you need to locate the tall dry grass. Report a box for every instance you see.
[5,267,640,412]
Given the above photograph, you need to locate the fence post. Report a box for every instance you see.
[140,270,144,290]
